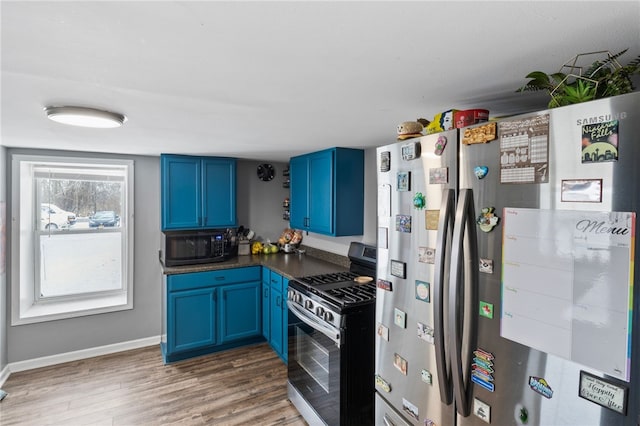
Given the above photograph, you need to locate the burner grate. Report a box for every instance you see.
[325,282,377,303]
[298,271,359,285]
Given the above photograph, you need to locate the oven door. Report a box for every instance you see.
[287,302,342,425]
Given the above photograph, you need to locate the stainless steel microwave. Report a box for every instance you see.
[160,229,237,267]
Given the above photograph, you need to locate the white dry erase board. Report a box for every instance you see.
[501,208,635,381]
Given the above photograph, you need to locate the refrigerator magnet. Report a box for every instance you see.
[578,370,627,415]
[425,210,439,230]
[412,192,426,209]
[479,258,494,274]
[421,369,433,385]
[418,246,436,264]
[401,398,419,421]
[434,135,447,155]
[417,322,434,344]
[390,260,406,278]
[379,151,391,172]
[529,376,553,399]
[429,167,448,184]
[479,301,494,319]
[377,279,392,291]
[397,171,411,191]
[473,398,491,424]
[476,207,499,232]
[474,165,489,179]
[395,215,412,233]
[581,120,619,163]
[415,280,430,303]
[394,308,406,328]
[375,374,392,393]
[377,323,390,341]
[401,141,421,160]
[394,353,408,375]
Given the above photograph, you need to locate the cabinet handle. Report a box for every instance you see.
[264,288,269,297]
[215,276,225,281]
[276,296,281,307]
[212,291,217,302]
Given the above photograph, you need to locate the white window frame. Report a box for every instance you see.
[11,154,134,325]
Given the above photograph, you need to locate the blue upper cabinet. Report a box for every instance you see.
[290,147,364,236]
[161,154,236,230]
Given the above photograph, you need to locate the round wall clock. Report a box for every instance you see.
[257,163,275,181]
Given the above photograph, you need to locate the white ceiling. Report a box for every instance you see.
[2,1,639,162]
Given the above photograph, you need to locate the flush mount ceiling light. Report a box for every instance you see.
[44,106,127,128]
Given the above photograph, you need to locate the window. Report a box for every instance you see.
[11,154,134,325]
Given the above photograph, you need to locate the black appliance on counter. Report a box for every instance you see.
[160,228,238,267]
[287,242,377,425]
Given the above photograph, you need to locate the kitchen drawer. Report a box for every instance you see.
[168,266,261,292]
[269,269,284,292]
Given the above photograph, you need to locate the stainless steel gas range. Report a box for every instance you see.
[287,242,377,425]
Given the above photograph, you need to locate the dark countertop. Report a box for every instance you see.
[161,252,349,280]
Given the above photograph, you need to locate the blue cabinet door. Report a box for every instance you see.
[307,150,333,234]
[282,276,289,363]
[161,155,201,230]
[168,287,216,353]
[289,155,308,230]
[270,287,284,355]
[261,282,270,339]
[220,281,261,343]
[202,158,237,228]
[289,148,363,236]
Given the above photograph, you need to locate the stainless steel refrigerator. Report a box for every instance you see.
[375,91,640,426]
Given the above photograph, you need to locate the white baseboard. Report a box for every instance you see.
[6,335,161,376]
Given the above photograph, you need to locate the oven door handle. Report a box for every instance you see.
[287,301,342,347]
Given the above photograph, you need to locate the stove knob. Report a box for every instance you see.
[323,311,334,322]
[287,290,294,301]
[316,306,325,317]
[304,300,314,310]
[296,294,303,303]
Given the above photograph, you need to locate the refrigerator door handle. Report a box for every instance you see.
[433,188,455,405]
[448,188,479,417]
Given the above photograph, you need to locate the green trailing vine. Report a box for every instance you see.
[517,49,640,108]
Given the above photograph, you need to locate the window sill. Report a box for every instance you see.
[12,293,132,326]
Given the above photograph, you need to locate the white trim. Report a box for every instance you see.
[7,335,160,374]
[0,364,10,388]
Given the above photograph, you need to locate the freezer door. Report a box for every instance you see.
[375,131,458,426]
[456,92,640,426]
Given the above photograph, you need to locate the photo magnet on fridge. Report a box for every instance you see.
[394,308,407,328]
[397,171,411,191]
[417,322,434,344]
[415,280,430,303]
[418,247,436,264]
[429,167,448,184]
[380,151,391,172]
[479,258,494,274]
[377,323,390,341]
[394,353,408,375]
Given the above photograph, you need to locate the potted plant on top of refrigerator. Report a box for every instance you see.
[517,49,640,108]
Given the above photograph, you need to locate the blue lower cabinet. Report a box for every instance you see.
[162,266,263,363]
[168,287,217,353]
[261,281,270,339]
[266,268,288,363]
[220,282,261,343]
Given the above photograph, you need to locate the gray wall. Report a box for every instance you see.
[1,145,7,371]
[236,160,291,244]
[6,149,162,363]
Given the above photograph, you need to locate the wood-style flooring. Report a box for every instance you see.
[0,342,307,426]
